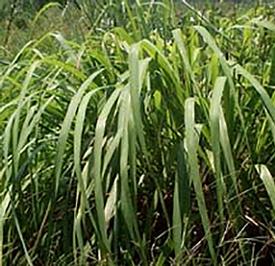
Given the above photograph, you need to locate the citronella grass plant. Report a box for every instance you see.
[1,1,275,265]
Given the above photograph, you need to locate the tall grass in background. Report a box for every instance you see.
[1,0,275,265]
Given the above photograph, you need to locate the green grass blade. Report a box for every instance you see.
[12,209,34,266]
[129,44,149,156]
[173,141,189,257]
[235,64,275,123]
[55,69,102,196]
[255,165,275,218]
[219,111,238,196]
[210,77,227,223]
[185,98,217,265]
[194,26,235,128]
[94,88,121,254]
[73,88,102,263]
[0,192,11,266]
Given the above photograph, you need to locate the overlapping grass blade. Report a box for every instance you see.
[172,141,189,258]
[93,88,121,255]
[55,69,102,196]
[194,26,235,128]
[235,64,275,123]
[255,165,275,218]
[73,87,102,263]
[210,77,227,223]
[185,98,216,265]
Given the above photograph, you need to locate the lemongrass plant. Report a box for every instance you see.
[1,1,275,265]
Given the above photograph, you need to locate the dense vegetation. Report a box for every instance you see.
[1,1,275,265]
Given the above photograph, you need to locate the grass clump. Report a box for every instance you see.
[1,0,275,265]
